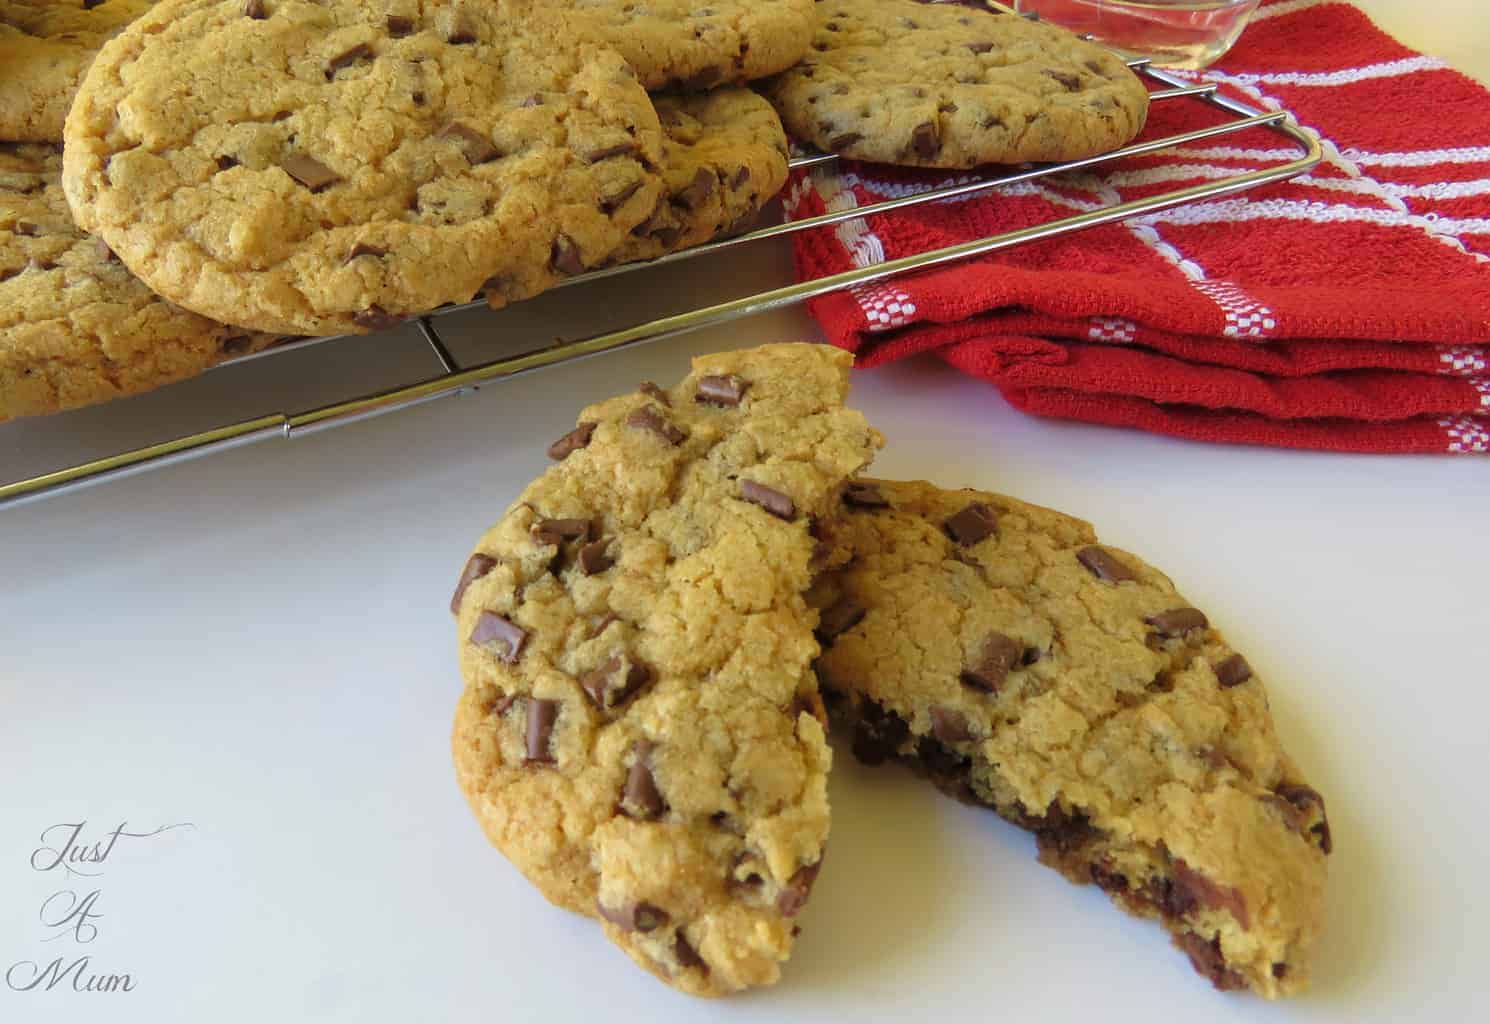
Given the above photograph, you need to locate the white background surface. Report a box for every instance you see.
[2,2,1488,1021]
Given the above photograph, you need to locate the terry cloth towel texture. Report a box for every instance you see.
[785,0,1490,454]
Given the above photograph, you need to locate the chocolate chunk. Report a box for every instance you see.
[281,153,341,191]
[242,0,266,18]
[469,611,527,664]
[446,17,476,44]
[596,900,668,933]
[967,41,994,54]
[589,612,620,639]
[532,517,592,546]
[524,699,558,764]
[776,860,821,917]
[816,600,865,644]
[449,553,497,613]
[587,142,638,163]
[730,166,751,190]
[547,421,596,460]
[600,180,643,214]
[580,656,652,711]
[1274,783,1332,854]
[441,121,500,164]
[345,242,386,263]
[1272,962,1289,980]
[578,540,614,576]
[215,154,239,172]
[1214,653,1252,688]
[386,14,414,35]
[638,380,670,405]
[326,42,373,77]
[828,132,863,151]
[1145,607,1209,638]
[851,700,909,765]
[929,705,973,744]
[911,121,940,159]
[1076,546,1136,583]
[1175,932,1247,992]
[672,167,714,211]
[626,406,686,445]
[740,480,795,520]
[842,482,889,509]
[352,306,402,331]
[943,502,997,546]
[621,744,665,820]
[1044,69,1083,91]
[961,632,1023,693]
[673,931,707,972]
[550,234,585,276]
[695,374,747,407]
[82,0,106,7]
[1172,858,1250,929]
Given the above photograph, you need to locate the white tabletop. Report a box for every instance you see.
[3,3,1487,1021]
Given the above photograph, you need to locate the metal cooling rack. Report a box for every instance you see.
[0,60,1321,509]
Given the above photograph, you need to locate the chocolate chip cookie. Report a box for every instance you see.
[0,0,155,143]
[62,0,665,336]
[2,143,276,420]
[451,343,883,995]
[564,0,815,92]
[609,88,789,266]
[810,479,1329,998]
[761,0,1149,167]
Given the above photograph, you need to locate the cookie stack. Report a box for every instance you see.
[450,342,1331,999]
[2,0,1147,420]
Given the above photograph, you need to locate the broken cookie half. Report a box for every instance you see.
[452,343,882,995]
[809,478,1330,998]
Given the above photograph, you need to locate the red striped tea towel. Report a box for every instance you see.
[785,0,1490,454]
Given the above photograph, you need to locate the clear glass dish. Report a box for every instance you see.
[1014,0,1262,69]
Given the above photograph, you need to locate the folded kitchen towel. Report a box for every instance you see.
[785,0,1490,454]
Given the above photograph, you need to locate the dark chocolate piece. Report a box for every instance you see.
[740,480,795,520]
[961,632,1023,693]
[695,374,747,407]
[1145,607,1209,638]
[450,553,497,613]
[524,698,558,764]
[944,502,997,546]
[1076,546,1136,583]
[547,421,596,460]
[469,611,527,663]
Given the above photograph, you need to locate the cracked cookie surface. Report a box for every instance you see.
[0,0,155,142]
[761,0,1149,167]
[2,143,276,420]
[62,0,665,336]
[563,0,814,92]
[451,343,882,996]
[809,478,1329,998]
[609,89,789,266]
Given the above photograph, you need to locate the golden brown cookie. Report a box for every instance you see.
[1,143,276,420]
[810,478,1330,998]
[762,0,1149,167]
[451,344,883,996]
[610,88,789,266]
[62,0,666,336]
[564,0,815,92]
[0,0,155,142]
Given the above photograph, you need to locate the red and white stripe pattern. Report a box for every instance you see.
[785,0,1490,454]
